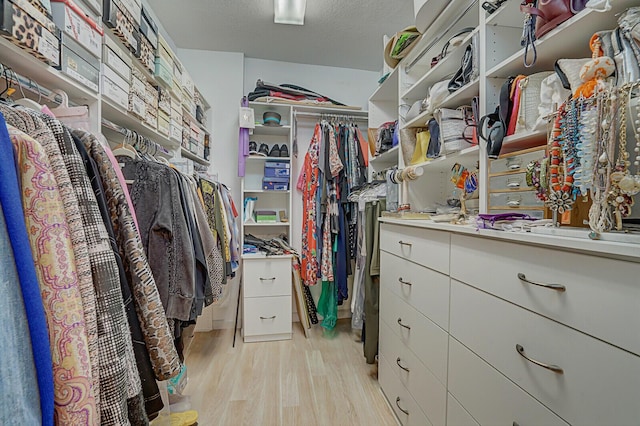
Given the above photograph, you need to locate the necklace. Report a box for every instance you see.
[546,103,576,214]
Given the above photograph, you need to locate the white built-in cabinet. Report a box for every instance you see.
[378,219,640,426]
[368,0,638,213]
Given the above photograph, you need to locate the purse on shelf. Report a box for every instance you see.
[431,27,475,68]
[448,32,479,93]
[520,0,588,67]
[514,71,554,134]
[405,98,428,122]
[408,128,430,165]
[478,76,513,159]
[427,79,451,113]
[435,106,475,154]
[426,118,441,158]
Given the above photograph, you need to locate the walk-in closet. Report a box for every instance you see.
[1,0,639,425]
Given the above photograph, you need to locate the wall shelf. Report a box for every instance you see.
[251,124,291,136]
[180,147,210,166]
[370,67,399,103]
[243,222,290,227]
[370,146,399,170]
[246,156,291,161]
[412,145,479,173]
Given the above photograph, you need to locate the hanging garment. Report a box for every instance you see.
[0,203,41,425]
[199,178,229,284]
[119,157,196,324]
[8,124,99,425]
[351,208,367,330]
[0,113,54,426]
[363,200,385,364]
[298,124,321,286]
[73,135,165,419]
[74,130,181,381]
[238,96,249,177]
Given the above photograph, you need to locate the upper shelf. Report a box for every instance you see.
[251,124,291,136]
[411,145,479,174]
[370,145,399,170]
[370,67,399,103]
[0,37,98,104]
[402,28,479,101]
[180,147,210,166]
[486,0,638,78]
[101,100,180,150]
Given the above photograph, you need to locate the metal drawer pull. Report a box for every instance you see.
[260,315,276,320]
[259,277,276,282]
[396,357,410,372]
[395,397,409,415]
[397,318,411,330]
[517,273,566,292]
[398,240,412,247]
[516,344,564,374]
[398,277,412,286]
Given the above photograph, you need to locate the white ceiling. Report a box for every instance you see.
[147,0,415,72]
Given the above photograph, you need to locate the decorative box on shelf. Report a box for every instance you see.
[51,0,102,58]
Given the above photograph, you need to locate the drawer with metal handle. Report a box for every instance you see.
[380,223,450,274]
[243,295,291,339]
[451,233,640,356]
[489,146,545,175]
[243,256,291,297]
[489,190,544,209]
[450,280,640,426]
[489,172,534,192]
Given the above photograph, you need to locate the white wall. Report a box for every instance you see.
[178,48,245,331]
[244,58,378,110]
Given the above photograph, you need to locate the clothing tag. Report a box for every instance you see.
[125,179,134,184]
[118,162,125,168]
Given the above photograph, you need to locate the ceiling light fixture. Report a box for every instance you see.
[274,0,306,25]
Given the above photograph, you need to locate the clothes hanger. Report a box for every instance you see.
[112,130,138,159]
[12,75,43,111]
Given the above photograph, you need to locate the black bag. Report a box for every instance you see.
[378,122,396,154]
[426,118,441,158]
[477,77,514,159]
[448,44,474,93]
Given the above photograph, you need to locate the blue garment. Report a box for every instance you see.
[0,203,41,425]
[0,114,54,426]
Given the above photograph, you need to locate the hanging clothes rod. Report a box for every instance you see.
[0,64,62,105]
[405,0,479,73]
[101,118,172,157]
[293,111,368,121]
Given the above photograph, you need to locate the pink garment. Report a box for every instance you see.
[104,146,140,233]
[507,82,522,136]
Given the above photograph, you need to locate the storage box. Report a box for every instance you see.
[145,82,157,107]
[262,177,289,191]
[51,0,102,57]
[264,161,290,169]
[136,32,153,73]
[102,0,139,55]
[102,43,130,81]
[12,0,57,31]
[77,0,101,16]
[73,0,100,23]
[115,0,139,25]
[154,57,172,88]
[128,92,145,119]
[156,33,172,63]
[130,72,145,97]
[182,69,194,98]
[102,64,129,109]
[157,114,170,136]
[264,167,290,178]
[59,35,99,92]
[0,0,61,66]
[158,86,171,114]
[139,5,156,48]
[144,109,156,128]
[169,119,181,141]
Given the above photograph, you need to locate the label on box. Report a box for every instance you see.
[264,161,290,169]
[103,64,129,92]
[64,59,98,92]
[131,76,146,96]
[102,76,128,109]
[170,122,182,141]
[39,27,60,66]
[129,94,146,118]
[264,168,290,178]
[157,117,170,136]
[105,47,131,81]
[61,5,101,57]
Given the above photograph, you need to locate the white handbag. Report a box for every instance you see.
[534,73,571,131]
[515,71,553,134]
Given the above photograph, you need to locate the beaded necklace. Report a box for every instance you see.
[546,102,577,214]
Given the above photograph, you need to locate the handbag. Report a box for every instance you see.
[426,118,442,158]
[409,128,430,165]
[514,71,553,134]
[448,32,479,93]
[427,79,451,113]
[478,77,513,159]
[431,27,475,68]
[405,98,427,122]
[435,106,475,154]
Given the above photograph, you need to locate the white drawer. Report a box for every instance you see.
[448,337,568,426]
[489,190,544,209]
[381,251,450,330]
[379,354,434,426]
[243,296,292,338]
[243,257,291,298]
[450,280,640,426]
[380,223,450,275]
[380,287,448,385]
[451,234,640,356]
[489,148,544,175]
[379,320,447,426]
[446,393,479,426]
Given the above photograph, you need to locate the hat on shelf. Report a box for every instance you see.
[384,26,421,68]
[263,111,282,127]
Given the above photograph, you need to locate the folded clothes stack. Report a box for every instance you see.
[247,79,346,106]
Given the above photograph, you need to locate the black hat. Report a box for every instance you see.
[263,111,282,127]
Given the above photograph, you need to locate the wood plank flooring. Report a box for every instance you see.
[184,320,398,426]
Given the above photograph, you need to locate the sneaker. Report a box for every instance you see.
[249,141,258,155]
[268,144,281,157]
[279,144,289,158]
[258,143,269,156]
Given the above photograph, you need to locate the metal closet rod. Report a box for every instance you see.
[101,118,171,156]
[0,64,62,105]
[293,111,368,121]
[405,0,479,73]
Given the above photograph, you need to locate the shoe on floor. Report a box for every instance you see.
[279,144,289,158]
[258,143,269,156]
[249,140,258,155]
[268,144,281,157]
[170,410,198,426]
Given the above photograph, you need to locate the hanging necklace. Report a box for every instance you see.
[546,102,577,214]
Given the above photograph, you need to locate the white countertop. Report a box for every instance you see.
[379,218,640,263]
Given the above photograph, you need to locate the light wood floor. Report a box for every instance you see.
[184,319,398,426]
